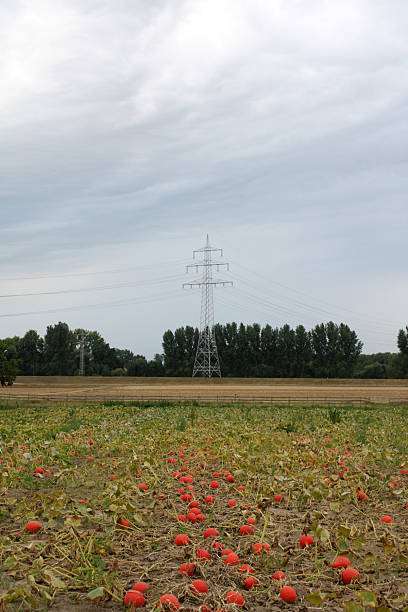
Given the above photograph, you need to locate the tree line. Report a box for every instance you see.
[0,322,165,382]
[162,324,408,379]
[1,321,407,384]
[162,322,364,378]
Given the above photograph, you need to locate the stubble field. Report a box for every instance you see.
[3,377,408,406]
[0,400,407,611]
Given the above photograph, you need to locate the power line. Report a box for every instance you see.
[228,260,397,330]
[0,258,189,283]
[0,288,193,319]
[0,273,186,299]
[214,292,396,350]
[233,285,394,340]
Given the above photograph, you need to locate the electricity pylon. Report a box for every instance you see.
[183,235,232,377]
[79,333,85,376]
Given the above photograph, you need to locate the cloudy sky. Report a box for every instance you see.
[1,0,407,357]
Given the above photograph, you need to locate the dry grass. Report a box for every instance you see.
[2,376,408,406]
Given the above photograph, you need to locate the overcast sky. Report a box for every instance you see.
[1,0,407,358]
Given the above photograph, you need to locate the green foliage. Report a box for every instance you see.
[163,321,363,378]
[388,326,408,378]
[162,326,198,376]
[17,330,44,375]
[328,406,342,424]
[74,329,120,376]
[44,322,77,375]
[176,415,187,431]
[0,323,162,378]
[110,368,125,377]
[0,342,19,387]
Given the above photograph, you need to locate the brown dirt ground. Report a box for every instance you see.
[1,376,408,404]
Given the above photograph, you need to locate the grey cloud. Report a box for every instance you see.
[0,0,407,355]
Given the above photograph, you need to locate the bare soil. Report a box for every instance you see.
[2,376,408,404]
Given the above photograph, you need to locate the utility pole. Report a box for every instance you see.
[183,235,232,377]
[79,333,85,376]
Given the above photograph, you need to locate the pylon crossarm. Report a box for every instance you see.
[183,281,232,288]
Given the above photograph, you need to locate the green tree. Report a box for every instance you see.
[236,323,249,377]
[162,330,177,375]
[44,322,76,375]
[355,353,392,378]
[398,327,408,355]
[277,324,296,377]
[18,330,44,375]
[246,323,261,376]
[217,322,239,377]
[294,325,312,376]
[338,323,363,377]
[74,329,120,376]
[387,326,408,378]
[146,354,165,376]
[1,336,20,360]
[311,323,329,377]
[114,348,135,371]
[0,341,19,386]
[259,324,279,377]
[359,362,386,378]
[127,355,148,376]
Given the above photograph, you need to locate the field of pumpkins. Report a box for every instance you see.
[0,401,407,610]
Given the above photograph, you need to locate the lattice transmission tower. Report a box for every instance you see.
[183,235,232,377]
[79,333,85,376]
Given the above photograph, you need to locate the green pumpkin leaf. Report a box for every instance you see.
[306,592,324,606]
[356,591,377,607]
[87,587,105,601]
[343,602,364,612]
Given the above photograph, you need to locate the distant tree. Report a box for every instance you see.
[161,321,363,378]
[127,355,148,376]
[73,329,120,376]
[387,326,408,378]
[359,362,386,379]
[311,322,362,378]
[18,330,44,375]
[236,323,249,377]
[215,322,238,377]
[162,327,198,376]
[111,367,125,376]
[398,327,408,355]
[259,324,279,377]
[277,324,296,377]
[146,354,165,377]
[1,337,20,361]
[162,330,176,375]
[294,325,312,376]
[311,323,329,377]
[184,326,199,375]
[338,323,363,377]
[247,323,261,376]
[355,353,392,378]
[114,348,135,370]
[0,341,19,386]
[44,322,76,375]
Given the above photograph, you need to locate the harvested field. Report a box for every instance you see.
[0,401,407,610]
[2,377,408,406]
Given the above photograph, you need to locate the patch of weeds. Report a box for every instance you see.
[327,406,342,424]
[189,405,197,426]
[276,421,297,433]
[176,415,187,432]
[150,539,165,551]
[58,408,83,434]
